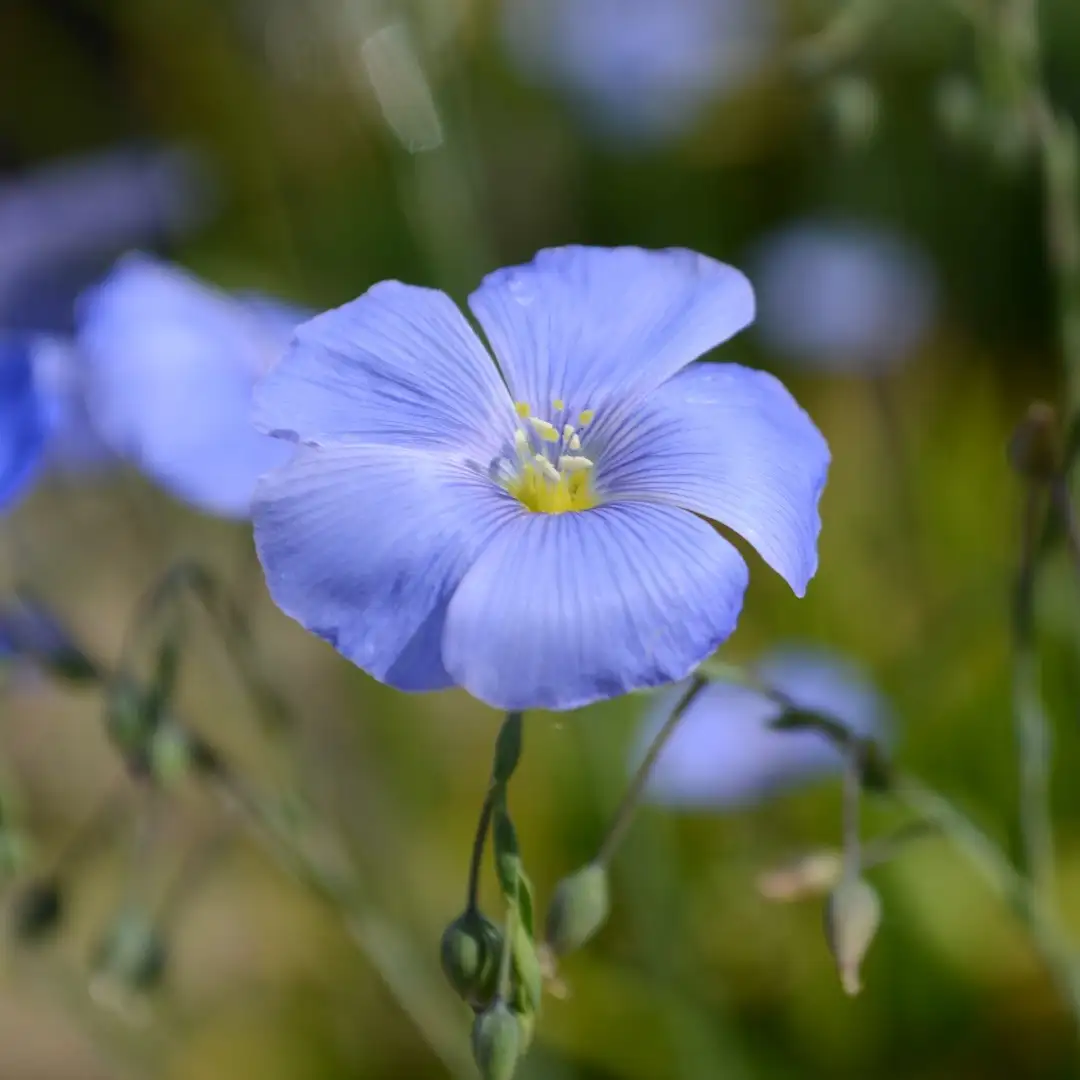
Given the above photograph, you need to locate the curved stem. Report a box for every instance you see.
[595,673,708,867]
[466,787,496,915]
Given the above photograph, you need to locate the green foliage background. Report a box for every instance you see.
[3,1,1080,1078]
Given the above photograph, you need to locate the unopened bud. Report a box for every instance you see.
[471,999,521,1080]
[824,877,881,996]
[92,910,167,992]
[823,75,879,150]
[935,76,981,142]
[1008,401,1062,481]
[0,598,99,684]
[544,863,610,956]
[11,877,64,941]
[758,851,844,902]
[439,909,502,1004]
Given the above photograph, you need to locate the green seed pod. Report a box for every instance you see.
[471,999,521,1080]
[93,909,167,992]
[824,877,881,996]
[439,909,502,1004]
[544,863,610,956]
[11,877,64,942]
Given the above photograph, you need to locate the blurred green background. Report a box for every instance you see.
[4,0,1080,1077]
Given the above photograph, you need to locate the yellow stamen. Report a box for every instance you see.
[529,417,560,443]
[568,433,581,451]
[579,409,595,426]
[553,398,565,411]
[514,401,531,418]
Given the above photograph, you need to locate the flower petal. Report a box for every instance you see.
[255,282,516,459]
[0,338,48,510]
[77,254,296,518]
[468,246,754,419]
[443,501,749,711]
[597,362,829,596]
[253,444,521,691]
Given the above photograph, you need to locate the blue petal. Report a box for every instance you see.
[443,501,749,711]
[253,444,522,691]
[77,254,297,519]
[468,246,754,422]
[597,362,829,596]
[642,647,888,808]
[255,282,516,459]
[0,338,48,511]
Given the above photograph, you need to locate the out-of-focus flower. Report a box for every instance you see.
[76,255,301,519]
[0,339,50,511]
[641,647,888,807]
[499,0,775,146]
[752,221,938,372]
[0,145,209,334]
[253,245,829,711]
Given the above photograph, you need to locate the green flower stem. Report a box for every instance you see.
[595,673,709,868]
[897,777,1080,1020]
[1013,480,1057,903]
[840,750,863,883]
[466,786,497,915]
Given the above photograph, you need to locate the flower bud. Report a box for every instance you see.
[471,999,521,1080]
[935,76,981,143]
[439,909,502,1004]
[92,909,167,992]
[824,877,881,996]
[823,75,878,150]
[544,863,610,956]
[758,851,844,902]
[1008,401,1061,481]
[11,876,64,942]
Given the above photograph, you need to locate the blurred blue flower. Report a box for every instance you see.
[641,647,889,807]
[752,221,938,372]
[500,0,774,146]
[0,145,209,334]
[76,254,301,519]
[0,338,50,511]
[253,245,829,711]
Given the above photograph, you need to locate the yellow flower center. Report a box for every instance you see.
[499,401,599,514]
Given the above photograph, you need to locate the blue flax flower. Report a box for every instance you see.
[753,220,937,373]
[0,338,51,511]
[500,0,774,147]
[77,254,300,518]
[253,246,829,711]
[641,647,888,807]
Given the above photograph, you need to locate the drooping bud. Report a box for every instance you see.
[544,863,610,956]
[92,909,167,992]
[824,877,882,996]
[1008,401,1062,481]
[758,851,844,902]
[0,596,100,684]
[471,998,521,1080]
[935,76,981,143]
[439,909,503,1004]
[11,876,64,942]
[823,75,879,150]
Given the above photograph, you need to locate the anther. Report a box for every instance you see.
[529,417,560,443]
[562,424,576,443]
[568,433,582,451]
[534,454,561,482]
[513,430,529,458]
[579,409,595,426]
[557,455,593,473]
[514,402,530,419]
[552,398,565,411]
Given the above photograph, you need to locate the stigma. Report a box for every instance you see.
[499,402,598,513]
